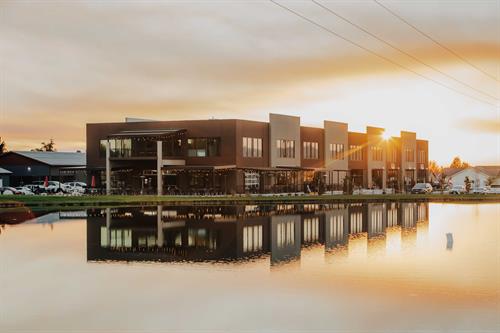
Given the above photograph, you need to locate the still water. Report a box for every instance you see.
[0,202,499,332]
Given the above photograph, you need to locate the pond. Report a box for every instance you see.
[0,202,498,332]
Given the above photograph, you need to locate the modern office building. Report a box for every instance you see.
[86,114,428,195]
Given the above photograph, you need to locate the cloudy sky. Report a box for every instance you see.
[0,0,498,165]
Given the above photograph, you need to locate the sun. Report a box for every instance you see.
[382,131,392,141]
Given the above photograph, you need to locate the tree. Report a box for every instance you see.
[464,176,472,193]
[33,139,56,152]
[0,137,6,155]
[449,156,470,169]
[428,160,442,175]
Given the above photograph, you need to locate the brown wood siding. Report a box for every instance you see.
[300,126,324,168]
[235,120,269,168]
[347,132,367,170]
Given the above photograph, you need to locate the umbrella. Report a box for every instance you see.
[43,176,49,188]
[91,175,96,188]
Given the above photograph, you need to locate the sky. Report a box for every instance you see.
[0,0,499,166]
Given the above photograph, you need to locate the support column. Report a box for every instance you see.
[156,205,164,247]
[105,207,111,247]
[105,140,111,195]
[382,168,387,191]
[157,140,163,196]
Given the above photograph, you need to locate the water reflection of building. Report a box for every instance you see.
[85,202,430,265]
[324,204,349,249]
[270,214,301,264]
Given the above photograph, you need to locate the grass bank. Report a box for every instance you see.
[0,193,499,208]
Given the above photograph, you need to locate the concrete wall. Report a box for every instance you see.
[366,126,386,188]
[269,114,301,168]
[400,131,417,185]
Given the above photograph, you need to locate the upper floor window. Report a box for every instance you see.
[387,148,398,163]
[370,146,383,161]
[187,138,220,157]
[329,143,345,160]
[99,140,107,158]
[418,150,426,163]
[303,141,319,159]
[277,139,295,158]
[405,148,414,162]
[348,145,363,161]
[242,137,262,158]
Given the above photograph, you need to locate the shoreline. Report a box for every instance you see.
[0,193,499,208]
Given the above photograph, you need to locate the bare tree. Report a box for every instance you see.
[33,138,56,152]
[0,137,6,155]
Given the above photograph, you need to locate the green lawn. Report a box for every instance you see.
[0,193,498,208]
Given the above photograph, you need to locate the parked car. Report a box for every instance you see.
[64,182,87,194]
[471,187,490,194]
[65,182,87,189]
[31,181,70,194]
[15,187,35,195]
[411,183,433,194]
[449,185,466,194]
[0,187,22,195]
[487,187,500,194]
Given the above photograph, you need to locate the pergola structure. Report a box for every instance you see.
[104,129,187,195]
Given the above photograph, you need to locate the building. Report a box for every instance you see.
[0,151,86,186]
[444,166,500,188]
[0,167,12,187]
[86,114,429,195]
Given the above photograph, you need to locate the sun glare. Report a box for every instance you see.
[382,131,392,141]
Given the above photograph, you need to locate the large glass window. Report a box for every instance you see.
[418,150,426,163]
[277,139,295,158]
[370,146,383,161]
[277,221,295,248]
[242,137,263,158]
[348,145,363,161]
[187,138,220,157]
[405,148,414,162]
[243,225,263,253]
[329,143,345,160]
[99,140,107,158]
[108,138,132,158]
[303,141,319,159]
[163,138,183,157]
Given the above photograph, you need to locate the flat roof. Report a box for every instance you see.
[108,129,186,138]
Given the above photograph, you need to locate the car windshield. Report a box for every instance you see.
[414,183,426,188]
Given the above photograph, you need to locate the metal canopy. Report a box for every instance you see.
[108,129,187,139]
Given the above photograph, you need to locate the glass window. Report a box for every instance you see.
[348,145,363,161]
[99,140,107,158]
[277,139,295,158]
[370,146,383,161]
[187,138,220,157]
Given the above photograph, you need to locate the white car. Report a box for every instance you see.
[15,187,35,195]
[31,181,71,193]
[449,185,466,194]
[487,187,500,194]
[64,182,87,194]
[471,187,489,194]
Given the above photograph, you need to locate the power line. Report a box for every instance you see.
[373,0,500,83]
[312,0,499,102]
[269,0,498,109]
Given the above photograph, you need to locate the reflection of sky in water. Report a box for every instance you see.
[0,203,498,332]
